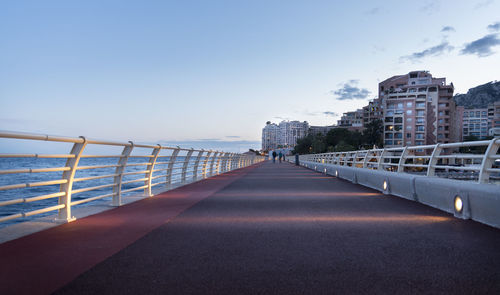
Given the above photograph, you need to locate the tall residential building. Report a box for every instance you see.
[261,120,309,151]
[379,71,457,147]
[261,121,279,151]
[278,120,309,147]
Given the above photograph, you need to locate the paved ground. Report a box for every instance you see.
[2,161,500,294]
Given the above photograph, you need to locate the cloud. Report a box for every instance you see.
[330,81,371,100]
[323,111,339,117]
[420,1,440,14]
[366,7,381,15]
[400,41,454,61]
[303,111,339,117]
[488,22,500,32]
[441,26,455,33]
[460,34,500,57]
[474,0,493,9]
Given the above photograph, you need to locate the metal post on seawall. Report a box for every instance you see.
[144,145,161,197]
[427,144,442,177]
[201,151,212,179]
[192,150,205,182]
[112,142,134,206]
[209,151,219,177]
[166,148,181,188]
[478,138,500,183]
[56,137,88,223]
[181,149,194,184]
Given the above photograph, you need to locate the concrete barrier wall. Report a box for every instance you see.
[300,160,500,229]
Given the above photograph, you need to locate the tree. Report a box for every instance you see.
[362,119,384,148]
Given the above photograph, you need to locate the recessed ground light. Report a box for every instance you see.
[454,196,463,213]
[324,168,327,173]
[383,180,388,191]
[335,170,338,177]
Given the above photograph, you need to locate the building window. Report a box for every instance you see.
[406,110,413,115]
[406,133,412,138]
[407,102,413,107]
[406,126,412,130]
[407,118,412,122]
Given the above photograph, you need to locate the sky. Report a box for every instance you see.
[1,0,500,152]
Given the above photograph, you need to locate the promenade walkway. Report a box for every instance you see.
[1,161,500,294]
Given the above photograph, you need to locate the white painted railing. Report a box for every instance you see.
[297,138,500,184]
[0,131,264,223]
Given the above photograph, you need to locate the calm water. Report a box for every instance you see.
[0,156,205,228]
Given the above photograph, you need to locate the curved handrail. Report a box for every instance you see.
[0,131,265,224]
[297,138,500,184]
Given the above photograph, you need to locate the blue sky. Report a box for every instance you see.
[1,0,499,152]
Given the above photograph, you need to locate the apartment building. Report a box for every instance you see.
[379,71,457,147]
[261,121,279,151]
[456,101,500,139]
[261,120,309,151]
[278,120,309,147]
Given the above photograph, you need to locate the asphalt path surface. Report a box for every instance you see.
[52,161,500,294]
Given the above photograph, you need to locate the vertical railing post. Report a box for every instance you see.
[397,147,408,173]
[192,150,204,181]
[377,148,386,170]
[210,151,219,176]
[201,151,212,178]
[57,136,87,222]
[427,144,442,177]
[478,138,500,183]
[112,141,134,206]
[166,147,181,188]
[181,149,194,184]
[144,145,161,197]
[362,149,372,168]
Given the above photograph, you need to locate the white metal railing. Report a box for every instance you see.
[297,138,500,184]
[0,131,264,224]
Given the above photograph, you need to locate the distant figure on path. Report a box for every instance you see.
[272,151,277,163]
[278,151,283,163]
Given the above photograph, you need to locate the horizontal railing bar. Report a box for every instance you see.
[0,191,66,207]
[0,179,68,191]
[0,154,75,158]
[151,181,167,187]
[402,164,428,168]
[151,174,168,180]
[76,164,119,170]
[122,170,149,176]
[0,167,70,175]
[24,204,66,217]
[125,163,151,167]
[121,178,148,185]
[121,185,148,194]
[432,165,480,171]
[71,192,116,206]
[73,174,118,182]
[72,183,116,194]
[436,154,484,159]
[0,213,24,223]
[80,155,124,158]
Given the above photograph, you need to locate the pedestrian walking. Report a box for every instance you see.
[272,151,277,163]
[278,151,283,163]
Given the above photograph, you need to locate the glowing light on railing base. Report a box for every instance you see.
[454,196,463,213]
[335,170,338,177]
[383,180,388,191]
